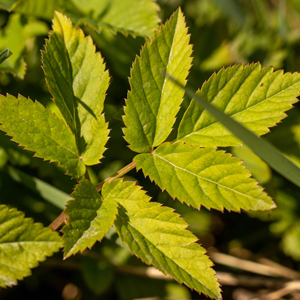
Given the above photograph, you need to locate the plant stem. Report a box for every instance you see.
[49,211,68,231]
[94,161,136,191]
[48,161,137,230]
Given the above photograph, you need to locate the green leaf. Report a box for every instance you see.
[0,131,31,166]
[63,180,118,258]
[0,95,86,179]
[212,0,245,26]
[102,179,221,299]
[116,275,191,300]
[12,0,59,20]
[123,8,192,153]
[282,221,300,261]
[24,19,49,37]
[266,110,300,168]
[177,64,300,147]
[232,145,271,185]
[43,11,109,166]
[81,256,114,294]
[134,142,275,211]
[0,0,17,10]
[0,13,27,78]
[8,166,71,210]
[168,73,300,188]
[0,205,62,287]
[0,48,12,65]
[69,0,159,38]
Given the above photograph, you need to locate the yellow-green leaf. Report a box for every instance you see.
[0,95,85,178]
[178,64,300,147]
[134,142,275,212]
[102,179,221,299]
[43,12,109,166]
[123,8,192,153]
[63,180,118,258]
[0,205,62,287]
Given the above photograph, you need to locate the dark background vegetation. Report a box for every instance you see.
[1,0,300,299]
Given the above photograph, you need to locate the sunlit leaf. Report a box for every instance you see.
[0,95,86,179]
[63,180,118,257]
[178,64,300,147]
[102,179,221,299]
[0,14,27,78]
[123,8,192,153]
[69,0,159,38]
[168,72,300,188]
[12,0,59,19]
[135,142,275,211]
[0,205,62,287]
[43,12,109,166]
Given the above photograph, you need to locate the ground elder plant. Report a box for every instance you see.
[1,8,300,299]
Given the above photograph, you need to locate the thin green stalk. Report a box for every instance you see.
[95,161,136,191]
[49,161,137,230]
[166,72,300,188]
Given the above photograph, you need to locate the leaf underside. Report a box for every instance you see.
[43,11,109,166]
[102,179,221,299]
[134,142,275,212]
[0,95,85,179]
[123,8,193,153]
[0,205,62,288]
[63,180,118,258]
[177,63,300,147]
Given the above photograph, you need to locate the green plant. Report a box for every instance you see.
[1,3,300,299]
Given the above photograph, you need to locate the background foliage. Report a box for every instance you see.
[1,0,300,299]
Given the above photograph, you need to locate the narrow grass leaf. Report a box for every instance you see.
[135,142,275,211]
[123,8,192,153]
[0,205,62,287]
[178,64,300,147]
[169,73,300,188]
[43,12,109,165]
[102,179,221,299]
[63,180,118,258]
[0,95,85,179]
[8,166,71,209]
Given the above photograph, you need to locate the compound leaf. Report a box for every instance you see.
[0,95,86,179]
[43,11,109,166]
[0,205,62,287]
[123,8,192,153]
[134,142,275,211]
[177,64,300,147]
[102,179,221,299]
[63,180,118,258]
